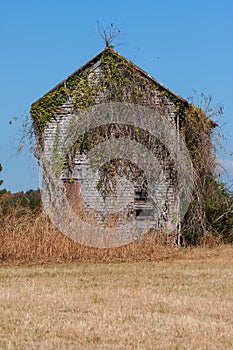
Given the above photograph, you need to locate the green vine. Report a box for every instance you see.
[31,85,68,137]
[31,47,214,188]
[51,125,68,177]
[160,89,187,122]
[30,46,227,243]
[31,47,193,201]
[31,47,189,141]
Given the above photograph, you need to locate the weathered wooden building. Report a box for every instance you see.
[31,47,211,243]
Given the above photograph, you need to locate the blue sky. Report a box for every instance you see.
[0,0,233,192]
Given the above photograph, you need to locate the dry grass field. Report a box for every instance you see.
[0,244,233,350]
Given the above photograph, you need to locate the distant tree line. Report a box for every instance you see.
[0,188,41,215]
[0,163,41,214]
[0,163,3,186]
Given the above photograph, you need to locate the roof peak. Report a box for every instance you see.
[31,47,188,108]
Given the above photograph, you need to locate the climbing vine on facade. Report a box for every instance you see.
[30,46,232,245]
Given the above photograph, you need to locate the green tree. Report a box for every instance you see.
[0,163,3,186]
[181,92,233,245]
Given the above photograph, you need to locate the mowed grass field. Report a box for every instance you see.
[0,244,233,350]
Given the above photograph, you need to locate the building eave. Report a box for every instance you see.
[31,47,188,109]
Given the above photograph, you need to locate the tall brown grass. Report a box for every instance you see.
[0,207,172,265]
[0,194,228,265]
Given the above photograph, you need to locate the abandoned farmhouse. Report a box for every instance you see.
[30,47,215,244]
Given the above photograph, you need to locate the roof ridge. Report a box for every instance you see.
[31,46,187,107]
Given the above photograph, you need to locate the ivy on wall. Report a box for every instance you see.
[30,47,189,141]
[31,46,228,244]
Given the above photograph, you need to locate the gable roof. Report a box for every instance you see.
[31,47,217,134]
[31,47,188,108]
